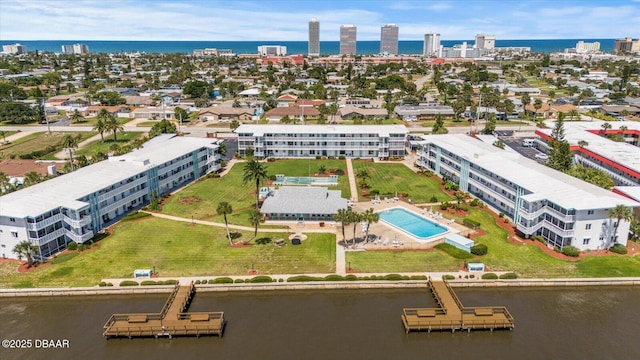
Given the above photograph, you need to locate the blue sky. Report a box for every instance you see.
[1,0,638,41]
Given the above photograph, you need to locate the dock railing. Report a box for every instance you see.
[159,283,181,318]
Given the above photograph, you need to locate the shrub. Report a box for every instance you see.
[324,275,345,281]
[532,235,546,244]
[120,280,139,286]
[162,280,178,285]
[67,241,78,251]
[410,275,428,280]
[430,195,438,203]
[469,198,481,207]
[470,243,488,256]
[610,244,628,254]
[278,278,284,282]
[315,155,321,159]
[369,189,380,196]
[440,201,450,210]
[122,211,151,221]
[247,276,273,283]
[334,169,345,176]
[234,279,245,283]
[562,245,580,257]
[107,282,113,286]
[481,273,498,280]
[206,173,220,178]
[99,281,107,287]
[141,280,158,286]
[463,218,481,229]
[383,274,404,281]
[287,275,323,282]
[442,275,456,280]
[435,243,474,259]
[499,212,505,218]
[499,273,518,279]
[338,155,346,160]
[195,280,201,284]
[344,275,358,281]
[469,274,475,279]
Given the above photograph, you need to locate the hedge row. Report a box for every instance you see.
[462,218,481,229]
[287,274,428,282]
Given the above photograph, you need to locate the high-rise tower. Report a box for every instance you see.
[380,24,399,55]
[423,32,441,57]
[308,19,320,57]
[340,25,357,55]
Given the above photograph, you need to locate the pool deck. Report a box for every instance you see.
[350,201,470,250]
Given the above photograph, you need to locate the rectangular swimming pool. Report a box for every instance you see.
[379,208,448,240]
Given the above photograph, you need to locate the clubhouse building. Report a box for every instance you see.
[416,134,638,251]
[235,125,408,159]
[0,135,222,260]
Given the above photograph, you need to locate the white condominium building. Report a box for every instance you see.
[416,134,638,251]
[0,135,222,260]
[258,45,287,56]
[537,120,640,187]
[235,125,408,159]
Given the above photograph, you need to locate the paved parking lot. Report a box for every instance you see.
[498,136,548,164]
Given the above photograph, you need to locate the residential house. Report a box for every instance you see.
[198,107,254,122]
[264,106,320,122]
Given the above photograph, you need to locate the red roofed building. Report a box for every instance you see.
[260,55,305,66]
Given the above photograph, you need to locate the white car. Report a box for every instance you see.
[534,153,549,160]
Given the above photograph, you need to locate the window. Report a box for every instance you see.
[585,224,592,230]
[583,238,590,245]
[587,210,594,215]
[11,231,18,238]
[9,218,16,222]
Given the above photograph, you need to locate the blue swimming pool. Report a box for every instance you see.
[379,208,448,239]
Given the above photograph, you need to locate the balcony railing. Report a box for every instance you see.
[26,213,63,231]
[63,215,92,228]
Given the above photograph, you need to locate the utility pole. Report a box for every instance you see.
[41,97,51,134]
[178,112,182,135]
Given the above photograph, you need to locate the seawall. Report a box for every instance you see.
[2,277,640,297]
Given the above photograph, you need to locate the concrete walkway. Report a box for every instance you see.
[345,158,359,202]
[143,211,286,233]
[2,130,35,143]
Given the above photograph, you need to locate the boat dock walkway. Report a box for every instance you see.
[102,282,225,339]
[402,278,514,333]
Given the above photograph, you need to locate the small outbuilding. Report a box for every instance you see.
[445,234,475,253]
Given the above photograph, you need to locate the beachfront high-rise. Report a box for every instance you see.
[474,34,496,50]
[423,32,440,57]
[61,43,89,55]
[380,24,399,55]
[308,18,320,57]
[340,25,357,55]
[2,43,27,55]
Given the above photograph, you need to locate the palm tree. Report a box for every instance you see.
[601,121,612,134]
[362,208,379,243]
[0,130,6,144]
[356,169,370,188]
[454,191,466,210]
[619,125,628,138]
[607,205,633,249]
[587,108,599,121]
[533,99,543,120]
[94,109,110,141]
[0,171,10,192]
[567,109,580,121]
[106,115,124,141]
[248,209,262,238]
[333,208,350,247]
[242,158,269,210]
[61,133,79,171]
[70,109,84,124]
[13,240,39,267]
[577,140,589,148]
[349,209,362,247]
[23,171,42,187]
[216,202,233,245]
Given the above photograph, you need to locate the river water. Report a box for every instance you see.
[1,287,638,360]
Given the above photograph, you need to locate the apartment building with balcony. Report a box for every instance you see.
[235,125,408,159]
[0,135,221,260]
[416,134,638,251]
[536,120,640,187]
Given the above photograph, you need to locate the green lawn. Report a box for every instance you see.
[0,131,97,159]
[0,130,17,141]
[347,207,640,278]
[136,121,159,127]
[0,217,336,288]
[75,132,145,156]
[161,159,351,226]
[351,161,451,203]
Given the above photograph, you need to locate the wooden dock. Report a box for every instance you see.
[402,278,514,333]
[103,282,225,339]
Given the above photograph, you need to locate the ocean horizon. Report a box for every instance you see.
[1,39,615,55]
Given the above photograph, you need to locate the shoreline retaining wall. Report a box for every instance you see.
[1,277,640,297]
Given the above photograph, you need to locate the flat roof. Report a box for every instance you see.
[539,120,640,176]
[419,134,639,210]
[236,124,408,137]
[0,135,219,218]
[613,186,640,203]
[260,186,347,215]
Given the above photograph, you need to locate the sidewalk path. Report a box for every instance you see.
[345,158,359,202]
[2,131,35,143]
[54,132,105,159]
